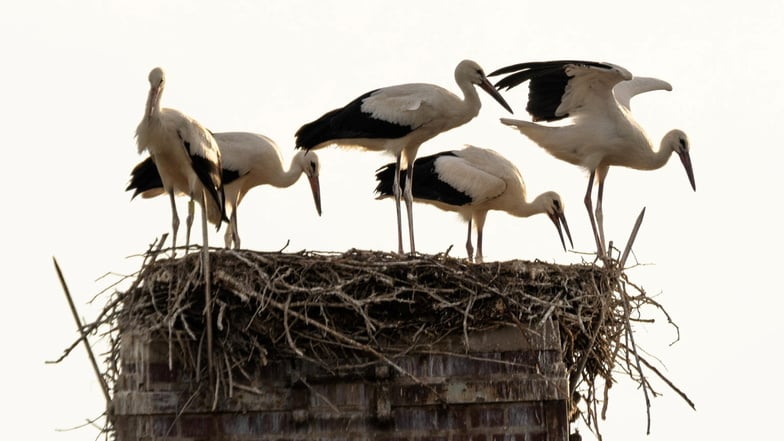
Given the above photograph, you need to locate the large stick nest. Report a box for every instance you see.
[90,244,692,439]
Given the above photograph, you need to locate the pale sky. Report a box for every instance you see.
[2,1,782,440]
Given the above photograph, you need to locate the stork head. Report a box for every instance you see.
[145,67,166,118]
[455,59,513,114]
[148,67,166,89]
[539,191,573,251]
[665,129,696,191]
[296,150,322,216]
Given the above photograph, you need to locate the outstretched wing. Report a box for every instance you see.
[491,60,631,122]
[612,76,672,111]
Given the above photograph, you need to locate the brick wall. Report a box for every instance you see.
[112,321,568,440]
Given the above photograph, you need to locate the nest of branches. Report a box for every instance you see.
[87,242,692,439]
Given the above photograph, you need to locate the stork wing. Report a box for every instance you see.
[361,83,456,129]
[612,76,672,111]
[434,153,507,205]
[490,60,631,122]
[556,63,631,118]
[175,118,227,223]
[213,131,279,180]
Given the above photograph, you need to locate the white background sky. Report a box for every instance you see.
[1,1,782,439]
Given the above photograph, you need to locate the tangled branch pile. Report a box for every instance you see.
[95,245,691,438]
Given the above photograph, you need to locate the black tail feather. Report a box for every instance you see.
[126,156,163,198]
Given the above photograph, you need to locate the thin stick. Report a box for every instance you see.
[201,194,214,383]
[615,208,652,433]
[52,257,111,406]
[619,207,646,269]
[637,354,696,410]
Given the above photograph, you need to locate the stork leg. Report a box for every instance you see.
[392,154,404,254]
[474,213,487,264]
[583,171,607,259]
[223,219,233,249]
[403,162,416,255]
[221,200,239,249]
[185,198,195,253]
[475,228,484,264]
[595,177,607,258]
[465,219,475,262]
[200,191,214,380]
[168,191,179,257]
[231,209,240,250]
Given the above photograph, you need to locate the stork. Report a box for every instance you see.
[490,60,695,258]
[134,66,226,255]
[375,145,572,263]
[128,131,322,249]
[295,59,513,255]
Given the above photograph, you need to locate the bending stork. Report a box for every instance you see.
[128,131,322,249]
[490,60,695,258]
[375,145,572,263]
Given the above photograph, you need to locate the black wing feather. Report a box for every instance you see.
[374,151,472,206]
[296,89,414,150]
[490,60,614,122]
[177,128,229,226]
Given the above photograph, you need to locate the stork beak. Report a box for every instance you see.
[146,86,161,119]
[308,174,322,216]
[479,77,514,114]
[549,211,574,251]
[678,150,696,191]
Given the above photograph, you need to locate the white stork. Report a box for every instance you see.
[374,145,572,263]
[490,60,695,258]
[128,131,322,250]
[295,59,513,255]
[134,66,226,255]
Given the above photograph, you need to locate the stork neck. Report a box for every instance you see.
[641,137,674,171]
[509,193,547,218]
[655,138,675,169]
[624,114,672,171]
[146,87,162,121]
[265,156,304,188]
[457,80,482,119]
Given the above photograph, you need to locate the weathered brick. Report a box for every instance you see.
[114,319,569,441]
[454,433,499,441]
[413,436,448,441]
[180,414,216,438]
[150,416,177,437]
[220,413,251,435]
[527,431,548,441]
[375,436,407,441]
[508,402,544,428]
[444,406,468,430]
[469,407,505,428]
[394,408,443,430]
[148,362,178,383]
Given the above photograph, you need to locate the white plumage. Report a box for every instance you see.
[129,132,322,249]
[491,60,695,258]
[375,145,572,263]
[296,59,513,255]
